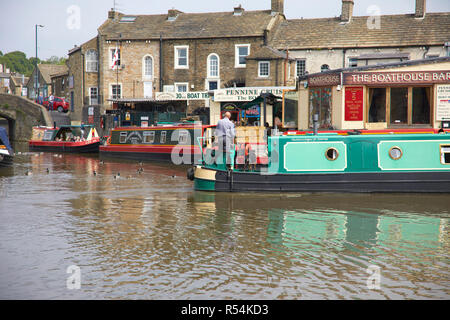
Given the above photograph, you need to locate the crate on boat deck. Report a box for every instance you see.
[235,126,265,143]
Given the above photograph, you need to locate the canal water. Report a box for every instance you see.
[0,146,449,299]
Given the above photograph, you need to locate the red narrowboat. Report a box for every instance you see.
[29,125,101,153]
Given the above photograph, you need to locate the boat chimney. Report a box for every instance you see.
[313,114,319,135]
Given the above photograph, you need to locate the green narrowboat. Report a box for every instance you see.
[189,130,450,193]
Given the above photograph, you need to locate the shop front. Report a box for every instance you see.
[211,86,294,127]
[296,57,450,130]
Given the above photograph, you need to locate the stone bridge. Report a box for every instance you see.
[0,93,52,142]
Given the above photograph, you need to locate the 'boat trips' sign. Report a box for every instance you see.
[155,91,209,101]
[344,71,450,85]
[436,84,450,121]
[345,87,364,121]
[213,87,295,102]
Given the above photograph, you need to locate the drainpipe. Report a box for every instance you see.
[81,50,85,121]
[284,49,289,86]
[97,35,101,105]
[343,48,347,68]
[159,33,163,92]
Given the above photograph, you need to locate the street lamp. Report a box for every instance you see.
[35,24,44,100]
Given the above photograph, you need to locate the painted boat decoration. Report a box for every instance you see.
[0,127,14,167]
[189,129,450,193]
[29,125,100,153]
[100,123,215,163]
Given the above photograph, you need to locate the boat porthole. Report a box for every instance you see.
[389,146,403,160]
[325,147,339,161]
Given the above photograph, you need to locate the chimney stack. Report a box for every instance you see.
[234,5,244,16]
[415,0,426,18]
[341,0,354,22]
[108,8,119,20]
[271,0,284,15]
[168,8,182,21]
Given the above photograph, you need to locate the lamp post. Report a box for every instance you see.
[35,24,44,100]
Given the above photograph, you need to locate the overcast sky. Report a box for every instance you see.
[1,0,449,60]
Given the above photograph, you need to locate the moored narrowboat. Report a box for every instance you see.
[190,129,450,193]
[100,123,215,163]
[0,127,14,167]
[29,125,100,153]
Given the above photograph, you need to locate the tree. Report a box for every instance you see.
[0,50,67,76]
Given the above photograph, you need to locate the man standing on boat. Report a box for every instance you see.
[216,112,235,167]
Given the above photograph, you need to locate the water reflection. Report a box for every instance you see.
[0,152,448,299]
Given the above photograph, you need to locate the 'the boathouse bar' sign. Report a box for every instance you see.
[344,71,450,85]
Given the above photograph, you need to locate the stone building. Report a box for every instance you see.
[96,1,285,109]
[9,75,29,97]
[64,0,449,128]
[66,36,100,122]
[26,64,68,100]
[270,0,450,78]
[50,70,69,99]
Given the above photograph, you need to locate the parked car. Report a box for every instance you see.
[43,96,70,113]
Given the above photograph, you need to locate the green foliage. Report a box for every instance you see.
[0,51,66,77]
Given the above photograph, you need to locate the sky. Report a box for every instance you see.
[1,0,449,60]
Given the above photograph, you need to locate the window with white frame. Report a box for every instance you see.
[111,84,121,99]
[89,87,98,105]
[143,55,153,78]
[175,83,188,93]
[296,59,306,77]
[110,48,121,69]
[86,49,98,72]
[235,44,250,68]
[258,61,270,77]
[207,54,219,78]
[175,46,189,69]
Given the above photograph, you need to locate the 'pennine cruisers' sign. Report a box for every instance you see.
[344,71,450,85]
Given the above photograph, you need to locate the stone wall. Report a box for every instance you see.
[99,38,160,106]
[0,93,52,141]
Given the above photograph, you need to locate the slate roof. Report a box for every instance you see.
[38,64,68,83]
[271,13,450,49]
[99,10,277,40]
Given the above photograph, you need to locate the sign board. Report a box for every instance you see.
[344,87,364,121]
[344,71,450,85]
[213,87,295,102]
[155,91,209,101]
[436,84,450,121]
[88,106,94,116]
[241,106,260,118]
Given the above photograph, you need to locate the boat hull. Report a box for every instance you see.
[193,167,450,193]
[99,145,201,164]
[29,141,100,153]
